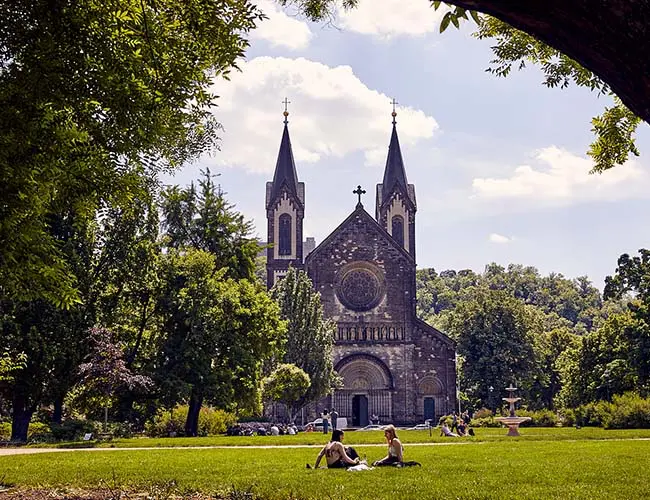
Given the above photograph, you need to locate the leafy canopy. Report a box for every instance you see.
[0,0,263,307]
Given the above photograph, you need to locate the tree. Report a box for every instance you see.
[270,267,338,413]
[156,249,285,436]
[447,288,538,411]
[1,0,264,306]
[604,249,650,395]
[160,169,260,281]
[75,328,153,427]
[285,0,650,172]
[263,363,311,423]
[557,312,637,407]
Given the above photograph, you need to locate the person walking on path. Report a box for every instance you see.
[321,409,329,434]
[331,408,339,430]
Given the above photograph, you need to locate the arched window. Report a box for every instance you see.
[278,214,292,255]
[391,215,404,247]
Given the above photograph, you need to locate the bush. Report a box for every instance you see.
[0,421,54,442]
[50,418,96,441]
[572,402,607,427]
[516,409,559,427]
[600,392,650,429]
[472,408,494,419]
[145,405,237,437]
[470,416,500,428]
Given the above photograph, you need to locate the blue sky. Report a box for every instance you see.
[165,0,650,289]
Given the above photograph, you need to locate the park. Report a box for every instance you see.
[2,1,650,498]
[2,427,650,499]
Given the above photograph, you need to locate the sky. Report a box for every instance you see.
[163,0,650,289]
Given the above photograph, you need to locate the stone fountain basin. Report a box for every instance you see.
[495,416,531,425]
[495,416,532,436]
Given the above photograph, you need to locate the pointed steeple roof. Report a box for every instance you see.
[269,111,301,206]
[380,110,415,206]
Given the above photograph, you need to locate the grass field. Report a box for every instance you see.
[2,429,650,499]
[31,426,650,448]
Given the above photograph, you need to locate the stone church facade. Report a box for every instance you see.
[265,108,456,425]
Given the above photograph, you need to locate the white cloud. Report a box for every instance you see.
[210,56,438,173]
[488,233,513,244]
[337,0,448,38]
[250,0,312,50]
[471,146,650,206]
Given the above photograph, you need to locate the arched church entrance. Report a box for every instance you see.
[333,354,394,426]
[417,376,446,421]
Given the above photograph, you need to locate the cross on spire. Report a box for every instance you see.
[390,97,398,124]
[353,185,366,208]
[282,97,291,123]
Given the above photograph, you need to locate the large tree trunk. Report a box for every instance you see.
[446,0,650,124]
[11,392,34,443]
[52,397,63,424]
[184,388,203,437]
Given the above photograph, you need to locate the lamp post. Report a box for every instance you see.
[488,386,494,414]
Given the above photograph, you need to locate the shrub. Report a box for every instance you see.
[559,408,576,427]
[0,421,54,442]
[50,419,95,441]
[145,405,237,437]
[472,408,494,419]
[470,416,500,428]
[572,402,607,427]
[600,392,650,429]
[516,409,559,427]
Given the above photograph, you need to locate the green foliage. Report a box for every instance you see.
[0,0,263,306]
[263,364,311,422]
[0,421,50,442]
[603,249,650,395]
[417,264,602,333]
[447,288,541,408]
[473,16,640,173]
[156,249,285,416]
[599,392,650,430]
[145,405,237,437]
[160,169,260,281]
[0,350,26,382]
[270,268,337,413]
[48,419,96,442]
[516,409,559,427]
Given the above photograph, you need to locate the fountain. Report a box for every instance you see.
[494,386,531,436]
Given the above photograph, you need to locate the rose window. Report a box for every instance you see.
[338,268,382,311]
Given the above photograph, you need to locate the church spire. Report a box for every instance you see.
[380,101,413,205]
[269,100,301,206]
[375,99,417,259]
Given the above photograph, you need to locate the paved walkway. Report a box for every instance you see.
[0,441,471,456]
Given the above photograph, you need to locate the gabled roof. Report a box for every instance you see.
[414,318,456,348]
[305,203,415,265]
[268,121,301,207]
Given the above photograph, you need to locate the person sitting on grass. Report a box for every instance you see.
[440,422,459,437]
[372,425,403,466]
[310,429,360,469]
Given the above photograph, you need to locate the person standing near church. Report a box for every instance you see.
[331,408,339,430]
[322,409,329,434]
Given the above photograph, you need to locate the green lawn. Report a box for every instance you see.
[32,426,650,448]
[3,429,650,499]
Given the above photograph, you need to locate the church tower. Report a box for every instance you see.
[375,104,417,260]
[266,103,305,287]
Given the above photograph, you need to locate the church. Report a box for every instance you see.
[265,105,457,425]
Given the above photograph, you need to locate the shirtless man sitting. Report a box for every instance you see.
[311,430,360,469]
